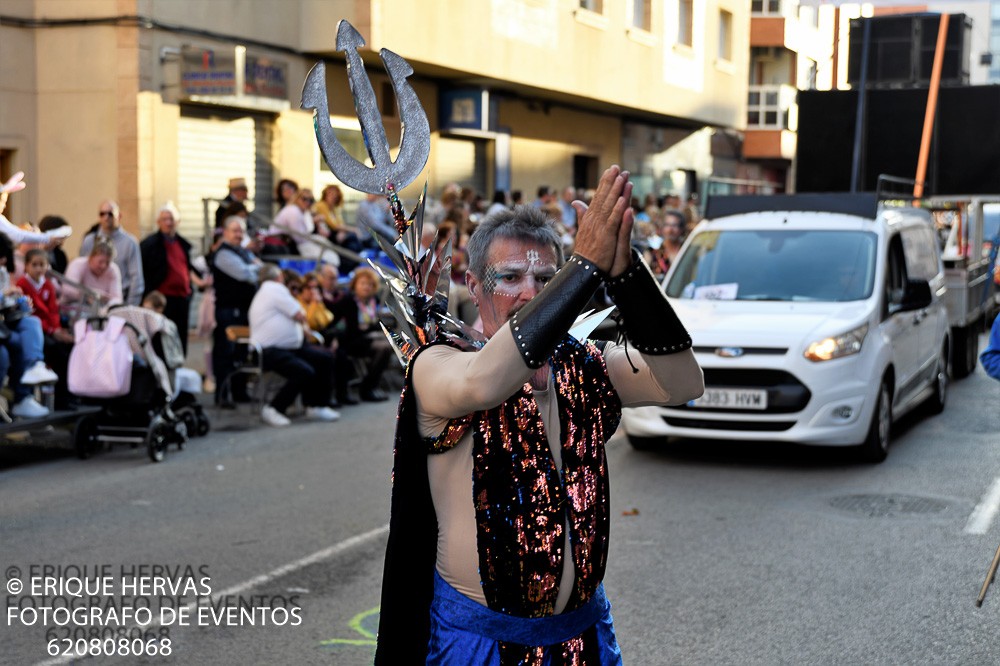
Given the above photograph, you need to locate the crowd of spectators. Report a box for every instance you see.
[0,171,697,426]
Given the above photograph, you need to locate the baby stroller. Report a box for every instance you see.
[67,307,206,462]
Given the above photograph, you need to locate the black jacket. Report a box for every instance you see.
[139,231,196,299]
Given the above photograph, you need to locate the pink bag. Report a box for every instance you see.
[68,316,133,398]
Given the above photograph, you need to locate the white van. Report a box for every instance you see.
[622,193,949,462]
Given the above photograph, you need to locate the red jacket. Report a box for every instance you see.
[17,275,60,334]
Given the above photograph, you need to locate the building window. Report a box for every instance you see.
[718,10,733,62]
[580,0,603,13]
[678,0,694,47]
[747,86,789,129]
[630,0,651,31]
[751,0,782,14]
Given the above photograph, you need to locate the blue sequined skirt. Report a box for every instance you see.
[427,571,622,665]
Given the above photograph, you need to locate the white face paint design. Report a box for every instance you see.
[481,256,557,297]
[471,239,560,339]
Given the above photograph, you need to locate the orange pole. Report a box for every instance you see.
[914,13,949,199]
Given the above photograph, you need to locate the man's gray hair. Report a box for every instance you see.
[223,216,246,231]
[258,263,282,283]
[466,205,564,279]
[158,200,180,221]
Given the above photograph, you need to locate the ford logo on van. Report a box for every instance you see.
[716,347,744,358]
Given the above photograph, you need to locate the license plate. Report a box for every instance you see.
[689,388,768,410]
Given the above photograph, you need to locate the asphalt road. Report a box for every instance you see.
[2,344,1000,665]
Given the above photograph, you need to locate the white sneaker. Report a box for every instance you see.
[306,406,340,422]
[261,405,291,427]
[21,361,58,385]
[12,396,49,418]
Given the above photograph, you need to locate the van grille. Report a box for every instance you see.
[663,417,796,432]
[693,346,788,356]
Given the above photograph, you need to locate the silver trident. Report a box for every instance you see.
[301,20,430,196]
[302,21,488,361]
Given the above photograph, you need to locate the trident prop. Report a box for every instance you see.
[301,21,486,363]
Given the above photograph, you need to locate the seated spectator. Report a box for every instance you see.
[61,241,123,321]
[354,193,396,245]
[18,249,74,409]
[313,184,348,235]
[38,215,70,274]
[281,268,303,294]
[314,184,362,271]
[215,177,249,229]
[275,178,299,213]
[297,272,334,340]
[142,290,167,313]
[248,263,340,427]
[271,188,337,266]
[0,235,59,418]
[329,267,393,403]
[298,271,357,407]
[18,249,69,340]
[210,216,261,406]
[317,264,344,309]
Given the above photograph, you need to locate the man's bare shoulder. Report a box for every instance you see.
[413,344,465,372]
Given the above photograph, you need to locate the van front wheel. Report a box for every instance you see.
[859,380,892,463]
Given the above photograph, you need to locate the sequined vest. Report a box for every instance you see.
[427,336,622,617]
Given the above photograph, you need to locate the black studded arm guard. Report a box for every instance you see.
[509,255,605,369]
[605,249,692,355]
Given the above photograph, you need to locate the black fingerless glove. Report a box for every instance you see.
[509,254,605,368]
[605,249,692,354]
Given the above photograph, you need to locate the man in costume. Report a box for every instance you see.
[375,165,704,664]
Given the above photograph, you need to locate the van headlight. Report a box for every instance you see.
[804,323,869,362]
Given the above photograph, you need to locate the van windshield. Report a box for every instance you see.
[666,229,878,302]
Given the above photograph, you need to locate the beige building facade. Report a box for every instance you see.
[1,0,749,250]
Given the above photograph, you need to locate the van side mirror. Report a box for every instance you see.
[900,279,932,311]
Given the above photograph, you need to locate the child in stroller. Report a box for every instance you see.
[137,292,210,440]
[68,296,209,462]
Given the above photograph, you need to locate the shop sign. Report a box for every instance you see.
[245,54,288,99]
[180,46,289,101]
[181,46,237,96]
[440,89,495,132]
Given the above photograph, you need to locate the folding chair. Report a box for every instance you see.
[217,325,267,414]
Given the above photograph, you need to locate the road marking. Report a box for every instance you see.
[319,606,379,648]
[965,477,1000,535]
[34,524,390,666]
[208,523,389,600]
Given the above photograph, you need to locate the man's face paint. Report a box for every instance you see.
[472,238,558,338]
[481,250,555,296]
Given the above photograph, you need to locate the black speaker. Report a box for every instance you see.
[848,13,970,88]
[796,86,1000,195]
